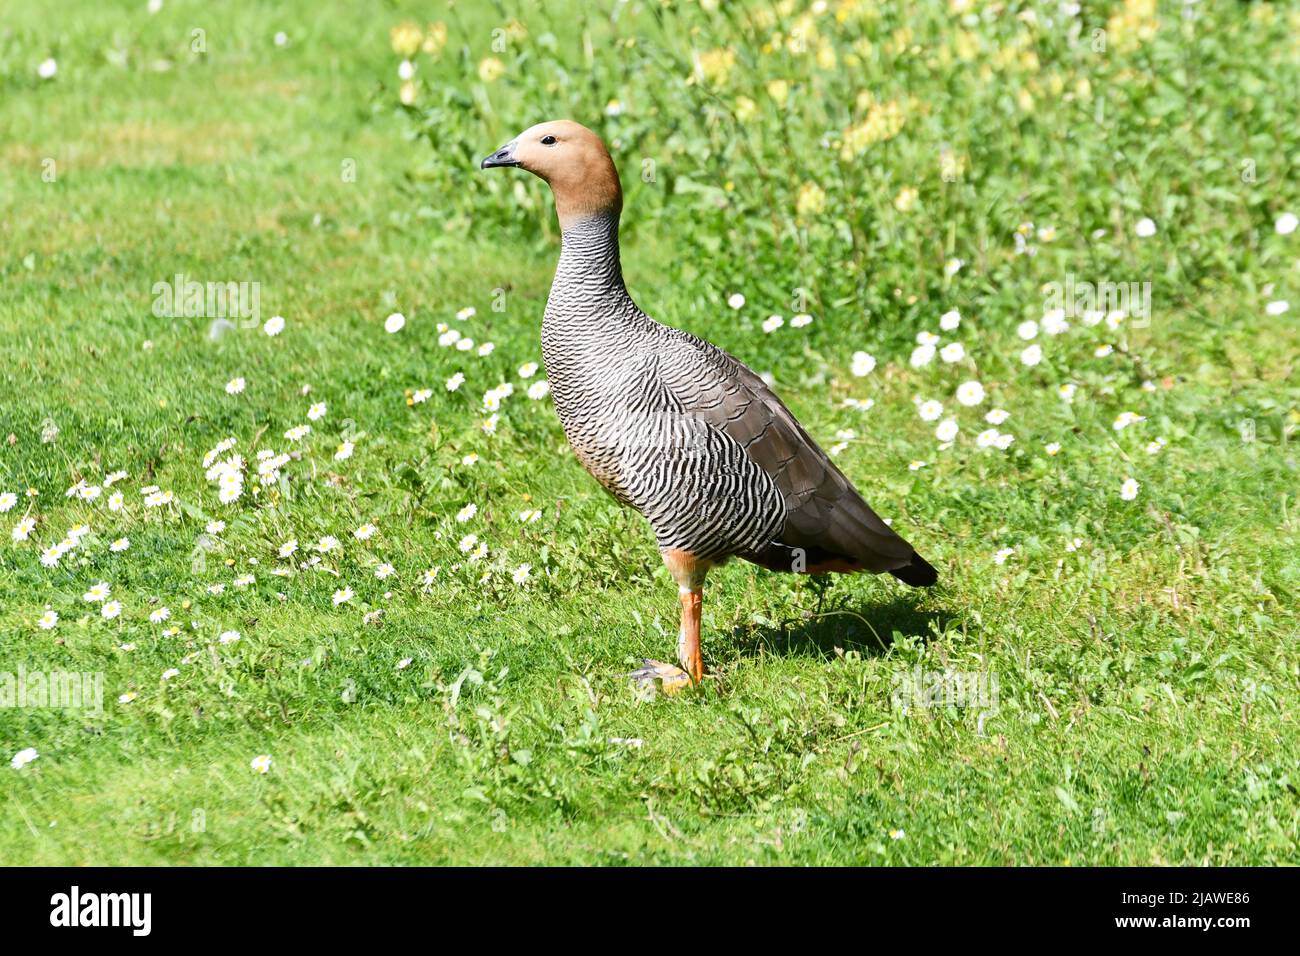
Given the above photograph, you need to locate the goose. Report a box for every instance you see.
[481,120,936,692]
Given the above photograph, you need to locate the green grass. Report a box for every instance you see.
[1,0,1297,865]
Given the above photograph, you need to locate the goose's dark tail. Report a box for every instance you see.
[890,552,938,587]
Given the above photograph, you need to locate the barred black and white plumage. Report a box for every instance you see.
[482,119,936,690]
[540,211,935,581]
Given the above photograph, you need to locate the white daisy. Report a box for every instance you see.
[1041,309,1069,335]
[909,344,936,367]
[955,381,985,406]
[1113,411,1146,431]
[850,351,876,377]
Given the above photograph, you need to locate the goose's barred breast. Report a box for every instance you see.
[540,214,928,580]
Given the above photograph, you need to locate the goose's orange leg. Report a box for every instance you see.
[630,550,710,695]
[676,587,703,683]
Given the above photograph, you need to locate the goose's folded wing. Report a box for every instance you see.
[657,328,920,573]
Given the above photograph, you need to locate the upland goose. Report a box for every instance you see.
[482,120,936,692]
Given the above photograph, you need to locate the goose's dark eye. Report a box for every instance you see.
[540,135,558,146]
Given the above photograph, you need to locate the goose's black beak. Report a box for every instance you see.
[480,142,519,169]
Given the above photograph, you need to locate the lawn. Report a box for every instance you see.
[1,0,1297,865]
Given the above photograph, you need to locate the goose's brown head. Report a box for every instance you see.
[480,120,622,230]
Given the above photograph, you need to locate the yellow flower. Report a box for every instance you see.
[888,26,913,55]
[693,48,735,86]
[815,42,838,70]
[839,99,906,160]
[1106,0,1159,52]
[766,79,790,106]
[390,21,423,58]
[795,181,826,221]
[422,22,448,57]
[399,81,417,105]
[734,96,758,122]
[939,150,967,181]
[836,0,876,24]
[954,30,979,62]
[893,186,918,213]
[478,57,505,83]
[505,19,528,43]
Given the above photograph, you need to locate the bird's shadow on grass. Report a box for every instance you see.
[729,590,954,662]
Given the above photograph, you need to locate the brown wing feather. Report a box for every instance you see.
[661,329,931,579]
